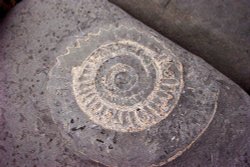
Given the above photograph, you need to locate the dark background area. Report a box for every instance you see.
[0,0,22,18]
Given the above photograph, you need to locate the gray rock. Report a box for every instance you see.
[109,0,250,94]
[0,0,249,167]
[0,0,127,166]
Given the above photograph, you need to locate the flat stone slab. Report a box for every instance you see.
[0,0,249,167]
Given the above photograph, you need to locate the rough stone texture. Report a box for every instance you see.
[0,0,249,167]
[0,0,127,166]
[109,0,250,94]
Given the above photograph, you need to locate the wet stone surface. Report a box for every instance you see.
[0,0,250,167]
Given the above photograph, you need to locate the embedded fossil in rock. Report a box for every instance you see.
[47,22,219,167]
[2,0,250,167]
[72,41,183,132]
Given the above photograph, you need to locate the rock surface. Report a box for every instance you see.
[109,0,250,94]
[0,0,249,167]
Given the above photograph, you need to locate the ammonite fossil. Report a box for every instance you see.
[72,40,183,132]
[47,21,219,167]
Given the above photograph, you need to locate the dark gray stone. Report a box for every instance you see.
[109,0,250,94]
[0,0,249,167]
